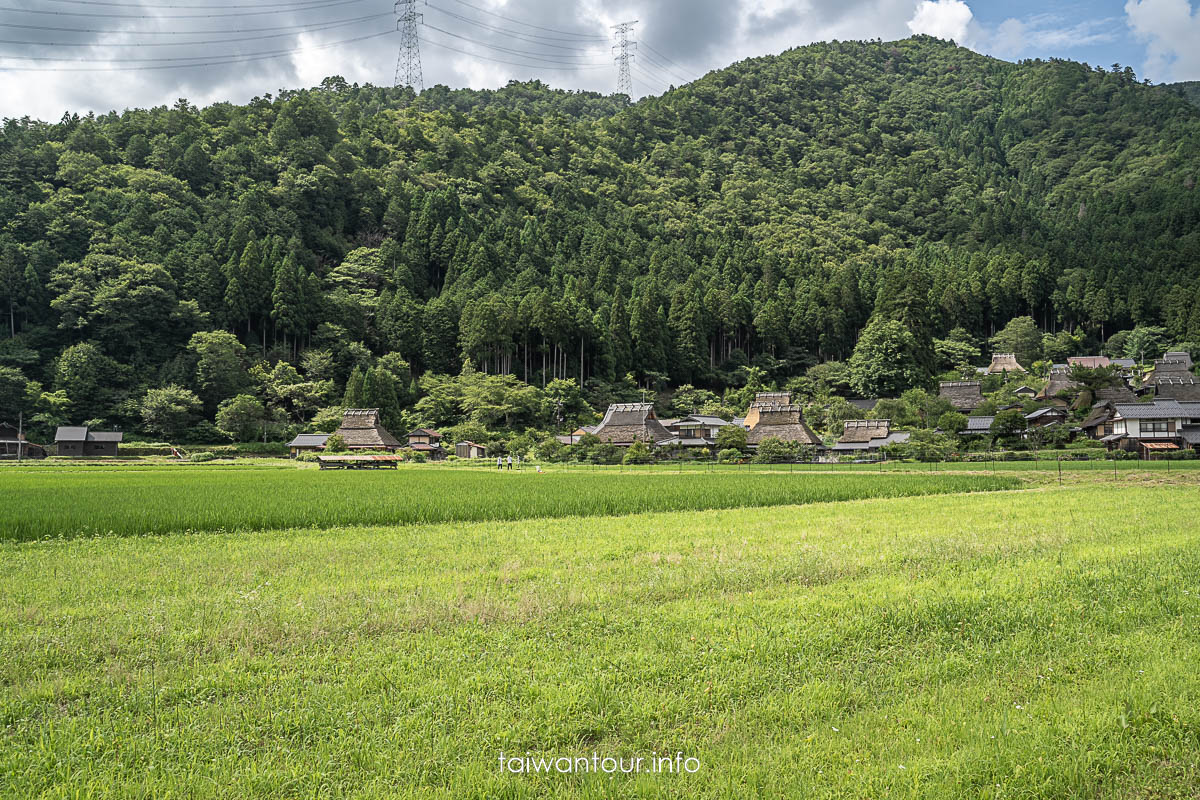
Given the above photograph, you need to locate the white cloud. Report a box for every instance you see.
[907,0,974,44]
[1125,0,1200,82]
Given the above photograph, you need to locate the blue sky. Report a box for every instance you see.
[0,0,1197,121]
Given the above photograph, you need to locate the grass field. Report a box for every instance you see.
[2,470,1198,798]
[0,467,1019,541]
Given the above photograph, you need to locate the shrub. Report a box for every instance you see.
[718,448,742,464]
[189,452,216,463]
[622,440,654,465]
[752,437,796,464]
[296,452,320,463]
[324,434,348,453]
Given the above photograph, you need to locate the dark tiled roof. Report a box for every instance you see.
[965,416,995,432]
[288,434,330,447]
[1114,400,1186,419]
[55,426,89,442]
[1025,407,1066,420]
[87,432,124,443]
[847,398,879,411]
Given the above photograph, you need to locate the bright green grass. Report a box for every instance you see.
[0,468,1018,541]
[1,482,1198,798]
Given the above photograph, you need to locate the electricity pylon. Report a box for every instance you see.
[395,0,423,92]
[612,20,638,96]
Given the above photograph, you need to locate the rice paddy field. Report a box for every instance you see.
[0,466,1019,542]
[2,465,1198,798]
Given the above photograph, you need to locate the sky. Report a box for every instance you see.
[0,0,1197,121]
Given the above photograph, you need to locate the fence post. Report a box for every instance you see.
[1057,455,1062,484]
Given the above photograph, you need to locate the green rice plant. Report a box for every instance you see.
[0,468,1020,542]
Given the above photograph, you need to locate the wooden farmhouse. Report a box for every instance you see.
[743,395,821,449]
[407,428,447,460]
[592,403,671,446]
[1103,400,1200,457]
[287,409,403,457]
[54,426,122,457]
[829,419,910,456]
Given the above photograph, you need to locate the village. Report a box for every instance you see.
[4,351,1197,469]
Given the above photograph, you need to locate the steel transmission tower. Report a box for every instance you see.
[612,20,638,96]
[394,0,423,92]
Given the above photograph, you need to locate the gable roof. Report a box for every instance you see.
[1025,406,1066,420]
[675,414,731,427]
[745,405,821,446]
[1038,368,1077,399]
[594,403,671,444]
[1151,377,1200,401]
[1164,351,1194,369]
[751,392,792,406]
[939,381,983,411]
[288,433,330,448]
[334,409,402,449]
[1068,356,1111,369]
[839,419,891,443]
[54,426,123,443]
[964,415,995,433]
[1113,400,1186,420]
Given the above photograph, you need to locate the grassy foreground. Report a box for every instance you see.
[0,467,1018,541]
[2,480,1198,798]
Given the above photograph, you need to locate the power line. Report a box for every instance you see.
[0,13,390,36]
[444,0,607,40]
[425,4,607,50]
[0,1,365,19]
[0,28,392,70]
[41,0,368,8]
[422,22,607,64]
[0,16,384,48]
[421,35,608,71]
[640,42,693,81]
[639,50,691,85]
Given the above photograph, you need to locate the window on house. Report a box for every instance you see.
[1141,421,1169,434]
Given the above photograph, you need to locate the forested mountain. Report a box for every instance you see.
[1,36,1199,443]
[1173,82,1200,109]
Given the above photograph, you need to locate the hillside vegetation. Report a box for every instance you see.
[2,36,1199,439]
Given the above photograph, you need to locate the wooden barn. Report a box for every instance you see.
[54,426,122,457]
[455,441,487,459]
[0,423,46,459]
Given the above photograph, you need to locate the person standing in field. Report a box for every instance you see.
[506,454,513,470]
[496,456,502,470]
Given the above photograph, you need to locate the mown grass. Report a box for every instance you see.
[0,468,1018,541]
[1,482,1198,798]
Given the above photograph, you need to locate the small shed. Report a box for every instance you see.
[287,433,330,457]
[54,426,122,457]
[456,441,487,459]
[0,423,47,459]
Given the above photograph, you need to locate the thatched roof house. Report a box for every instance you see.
[830,419,910,453]
[743,392,793,428]
[1037,367,1077,402]
[745,404,821,447]
[939,381,983,411]
[1068,356,1110,369]
[1153,377,1200,401]
[334,409,402,451]
[593,403,671,445]
[987,353,1027,374]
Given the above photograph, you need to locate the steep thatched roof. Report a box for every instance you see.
[1038,368,1077,400]
[594,403,671,444]
[745,405,821,446]
[1068,356,1110,368]
[744,392,794,428]
[939,381,983,411]
[988,353,1027,374]
[335,409,403,450]
[1153,377,1200,401]
[839,419,891,444]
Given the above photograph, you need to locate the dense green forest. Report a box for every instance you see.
[1,35,1199,446]
[1173,82,1200,109]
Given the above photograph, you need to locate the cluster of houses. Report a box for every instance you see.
[935,351,1200,458]
[555,393,911,460]
[287,409,452,460]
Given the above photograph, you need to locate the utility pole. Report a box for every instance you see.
[394,0,424,92]
[612,20,638,96]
